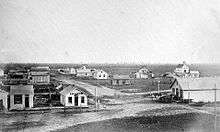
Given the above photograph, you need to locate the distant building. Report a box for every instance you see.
[60,84,88,107]
[70,68,77,75]
[9,85,34,110]
[174,61,190,76]
[110,75,133,86]
[190,71,200,78]
[174,61,200,78]
[170,77,220,102]
[0,69,4,76]
[29,66,50,84]
[6,70,29,85]
[76,66,93,77]
[134,67,154,79]
[93,70,108,79]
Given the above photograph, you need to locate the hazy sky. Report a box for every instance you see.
[1,0,220,64]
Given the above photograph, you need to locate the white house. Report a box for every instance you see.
[174,61,200,78]
[9,85,34,110]
[60,85,88,107]
[70,68,77,75]
[174,61,190,76]
[93,70,108,79]
[134,67,153,79]
[76,66,93,77]
[170,77,220,102]
[190,71,200,78]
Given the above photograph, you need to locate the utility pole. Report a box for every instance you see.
[187,81,190,104]
[157,80,160,93]
[95,86,97,111]
[214,84,217,132]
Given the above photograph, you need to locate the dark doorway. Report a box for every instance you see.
[25,95,29,108]
[74,95,78,106]
[0,99,3,110]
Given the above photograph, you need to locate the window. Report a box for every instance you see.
[99,74,101,77]
[14,94,22,104]
[103,74,105,77]
[81,96,85,103]
[68,97,72,103]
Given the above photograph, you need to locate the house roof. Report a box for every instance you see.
[31,67,50,71]
[176,64,184,68]
[174,77,220,90]
[10,85,34,95]
[112,74,131,80]
[60,84,92,97]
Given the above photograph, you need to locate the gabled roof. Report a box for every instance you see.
[176,64,184,68]
[10,85,34,95]
[59,84,92,97]
[175,77,220,90]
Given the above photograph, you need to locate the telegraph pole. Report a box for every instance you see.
[187,81,190,104]
[214,84,217,132]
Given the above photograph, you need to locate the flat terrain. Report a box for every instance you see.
[1,97,219,132]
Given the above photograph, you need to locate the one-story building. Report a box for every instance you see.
[170,77,220,102]
[110,75,133,86]
[60,84,89,107]
[9,85,34,110]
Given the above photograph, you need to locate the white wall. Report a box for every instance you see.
[62,93,88,107]
[183,90,220,102]
[10,94,33,110]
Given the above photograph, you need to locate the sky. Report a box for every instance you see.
[0,0,220,64]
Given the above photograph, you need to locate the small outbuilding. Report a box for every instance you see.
[9,85,34,110]
[60,85,88,107]
[110,75,133,86]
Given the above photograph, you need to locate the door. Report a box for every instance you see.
[25,95,29,108]
[0,99,3,110]
[74,95,78,106]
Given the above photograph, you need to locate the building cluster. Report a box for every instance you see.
[0,66,90,111]
[0,62,203,112]
[58,66,109,80]
[174,61,200,78]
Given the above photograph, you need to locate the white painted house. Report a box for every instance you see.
[170,77,220,102]
[9,85,34,110]
[174,61,200,78]
[93,70,108,79]
[76,66,93,77]
[174,61,190,75]
[60,85,88,107]
[134,67,153,79]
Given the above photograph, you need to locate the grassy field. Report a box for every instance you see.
[79,78,174,93]
[53,112,217,132]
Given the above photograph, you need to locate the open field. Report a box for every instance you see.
[53,112,218,132]
[79,78,174,93]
